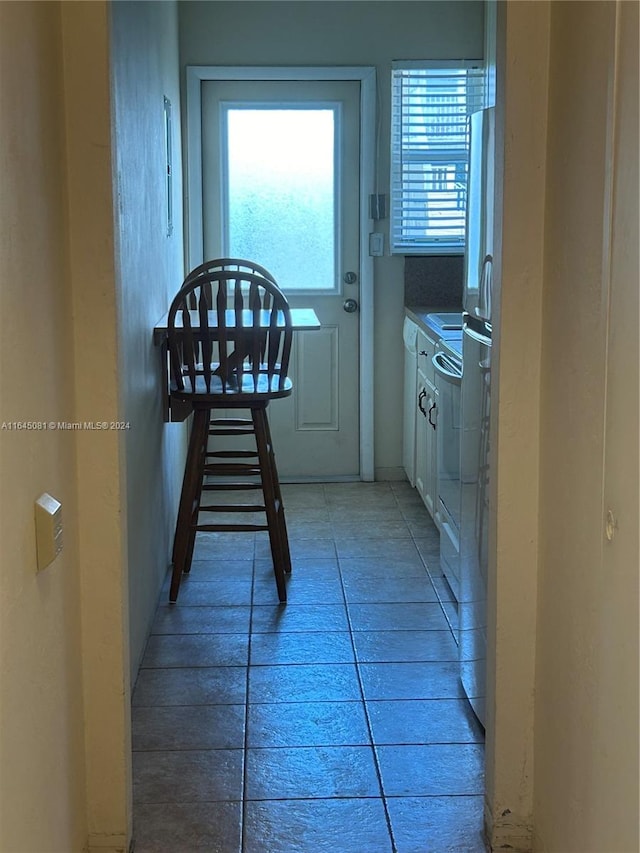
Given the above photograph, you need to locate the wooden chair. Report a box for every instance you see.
[168,269,293,604]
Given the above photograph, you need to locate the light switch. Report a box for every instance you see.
[369,232,384,257]
[35,493,63,572]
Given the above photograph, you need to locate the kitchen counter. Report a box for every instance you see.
[405,305,463,339]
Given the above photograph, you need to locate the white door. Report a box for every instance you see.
[199,78,363,480]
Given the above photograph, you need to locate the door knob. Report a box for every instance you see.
[343,298,358,313]
[343,271,358,284]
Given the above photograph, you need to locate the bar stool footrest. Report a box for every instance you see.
[198,504,265,513]
[206,450,258,459]
[195,522,269,532]
[202,482,263,491]
[204,463,262,475]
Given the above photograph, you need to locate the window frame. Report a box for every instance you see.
[390,60,485,256]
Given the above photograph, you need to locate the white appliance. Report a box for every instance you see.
[402,316,419,485]
[432,334,463,601]
[459,106,495,728]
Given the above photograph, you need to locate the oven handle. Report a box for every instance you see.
[432,352,462,385]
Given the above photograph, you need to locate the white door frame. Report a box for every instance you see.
[185,65,376,481]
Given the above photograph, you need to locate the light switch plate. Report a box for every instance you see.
[369,232,384,257]
[35,493,63,572]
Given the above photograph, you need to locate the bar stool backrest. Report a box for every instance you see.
[168,270,293,398]
[183,258,277,311]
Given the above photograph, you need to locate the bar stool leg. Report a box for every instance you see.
[252,406,287,603]
[182,409,211,576]
[171,408,208,569]
[170,407,209,603]
[262,407,292,574]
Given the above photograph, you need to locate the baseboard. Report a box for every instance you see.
[485,799,534,852]
[374,466,407,481]
[86,832,131,853]
[280,475,361,484]
[277,469,409,484]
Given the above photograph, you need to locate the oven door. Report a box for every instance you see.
[432,348,462,600]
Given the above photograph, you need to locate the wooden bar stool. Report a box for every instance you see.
[167,269,293,604]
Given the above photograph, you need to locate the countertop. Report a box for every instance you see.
[405,305,463,339]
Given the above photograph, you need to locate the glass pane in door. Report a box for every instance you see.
[224,107,337,292]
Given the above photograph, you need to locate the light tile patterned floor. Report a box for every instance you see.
[132,482,486,853]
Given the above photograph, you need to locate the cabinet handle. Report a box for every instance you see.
[419,350,429,356]
[418,388,427,417]
[428,401,437,429]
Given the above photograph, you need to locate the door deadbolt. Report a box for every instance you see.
[343,298,358,313]
[343,271,358,284]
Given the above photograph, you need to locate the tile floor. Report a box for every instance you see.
[132,481,486,853]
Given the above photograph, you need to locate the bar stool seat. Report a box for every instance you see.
[167,269,293,604]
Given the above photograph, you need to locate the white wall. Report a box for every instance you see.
[178,0,484,478]
[110,0,186,680]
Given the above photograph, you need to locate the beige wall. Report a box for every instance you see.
[489,2,639,850]
[485,2,548,847]
[534,1,639,850]
[110,0,186,679]
[61,2,132,849]
[0,1,126,850]
[178,0,484,478]
[0,1,186,849]
[0,4,87,850]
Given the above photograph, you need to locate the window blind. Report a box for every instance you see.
[391,62,485,254]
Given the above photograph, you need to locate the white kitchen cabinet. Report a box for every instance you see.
[414,329,438,521]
